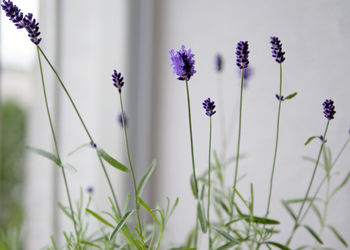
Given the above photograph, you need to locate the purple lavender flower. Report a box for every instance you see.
[322,99,336,120]
[169,45,196,81]
[118,112,127,128]
[1,0,24,28]
[90,141,97,148]
[23,13,41,45]
[202,98,216,117]
[1,1,42,44]
[112,70,124,92]
[215,54,223,72]
[236,41,249,69]
[86,186,94,195]
[270,37,285,63]
[275,94,284,101]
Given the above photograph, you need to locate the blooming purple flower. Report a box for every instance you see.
[236,41,249,69]
[112,70,124,92]
[270,36,285,63]
[118,112,127,128]
[202,98,216,117]
[215,54,223,72]
[169,45,196,81]
[23,13,41,45]
[1,1,42,44]
[275,94,284,101]
[322,99,336,120]
[1,0,24,28]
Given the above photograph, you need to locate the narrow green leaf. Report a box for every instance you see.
[242,215,280,225]
[197,200,207,233]
[200,184,206,200]
[284,92,298,100]
[216,242,237,250]
[331,171,350,198]
[323,147,330,176]
[110,210,134,240]
[213,150,224,184]
[26,146,61,165]
[282,200,297,221]
[123,193,131,214]
[232,186,249,209]
[190,175,198,198]
[213,227,240,244]
[215,196,230,216]
[58,202,73,220]
[224,217,244,227]
[68,143,90,156]
[50,236,58,250]
[136,160,156,196]
[81,241,100,248]
[265,241,291,250]
[327,225,348,247]
[304,136,318,146]
[137,196,159,224]
[168,197,179,219]
[286,197,318,204]
[97,148,129,173]
[62,163,77,173]
[86,208,114,228]
[311,203,322,224]
[303,225,323,244]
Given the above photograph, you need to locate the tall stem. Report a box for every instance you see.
[185,80,199,199]
[286,121,330,246]
[232,68,244,206]
[207,116,213,250]
[37,46,121,216]
[299,137,350,223]
[266,63,283,216]
[118,91,143,239]
[37,47,80,247]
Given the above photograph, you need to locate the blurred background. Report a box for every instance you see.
[1,0,350,249]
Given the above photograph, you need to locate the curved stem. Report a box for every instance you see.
[286,120,330,246]
[207,116,213,250]
[37,46,122,216]
[37,47,80,247]
[185,80,199,199]
[119,91,143,240]
[232,68,244,206]
[266,63,283,216]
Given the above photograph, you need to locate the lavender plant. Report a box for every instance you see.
[2,1,350,249]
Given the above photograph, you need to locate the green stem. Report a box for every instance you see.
[298,137,350,226]
[119,91,143,241]
[37,47,80,247]
[185,80,199,199]
[37,46,122,216]
[232,68,244,206]
[266,63,283,216]
[207,116,213,250]
[286,120,330,247]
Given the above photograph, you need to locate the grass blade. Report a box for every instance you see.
[86,208,114,228]
[327,225,348,247]
[197,200,207,233]
[97,148,129,173]
[303,225,323,244]
[136,160,156,196]
[110,210,134,240]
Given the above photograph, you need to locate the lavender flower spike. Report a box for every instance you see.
[23,13,42,45]
[112,70,124,92]
[322,99,336,120]
[215,54,223,72]
[236,41,249,69]
[169,45,196,81]
[270,36,285,63]
[1,0,24,28]
[203,98,216,117]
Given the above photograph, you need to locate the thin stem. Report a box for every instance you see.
[37,46,122,216]
[185,80,199,199]
[299,137,350,225]
[266,63,283,217]
[217,73,226,161]
[119,91,143,240]
[286,120,330,246]
[37,47,80,247]
[207,116,213,250]
[232,68,244,206]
